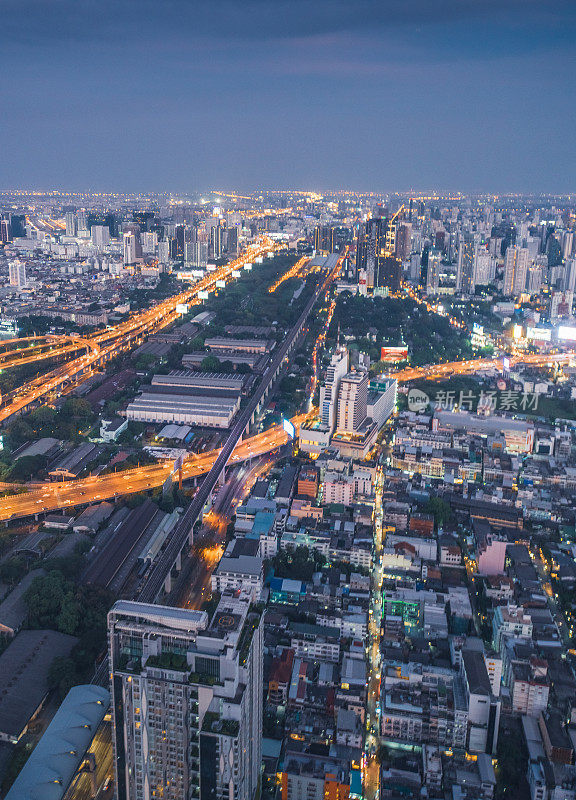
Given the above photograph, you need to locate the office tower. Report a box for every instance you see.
[173,224,186,258]
[185,240,208,268]
[356,217,383,289]
[435,230,446,254]
[425,248,441,295]
[158,240,170,265]
[474,248,494,286]
[320,346,348,433]
[108,597,263,800]
[336,370,369,434]
[225,226,238,256]
[409,252,421,281]
[314,225,334,254]
[210,224,224,259]
[564,258,576,294]
[91,225,110,250]
[140,231,158,255]
[562,231,574,259]
[77,209,89,236]
[527,263,544,294]
[8,259,26,288]
[395,224,412,260]
[0,219,11,243]
[376,255,402,292]
[123,233,139,266]
[65,211,77,237]
[456,235,475,294]
[503,246,529,295]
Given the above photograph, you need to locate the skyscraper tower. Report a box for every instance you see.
[426,248,441,295]
[9,259,26,288]
[0,218,11,244]
[336,371,369,433]
[76,209,89,236]
[356,217,383,288]
[65,211,77,237]
[320,346,349,433]
[123,233,139,266]
[456,234,475,294]
[314,225,334,254]
[503,246,529,296]
[108,596,263,800]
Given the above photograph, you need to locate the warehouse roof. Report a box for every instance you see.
[0,569,45,636]
[0,630,78,741]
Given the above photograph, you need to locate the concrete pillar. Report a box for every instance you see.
[175,551,182,572]
[86,753,97,798]
[164,572,172,594]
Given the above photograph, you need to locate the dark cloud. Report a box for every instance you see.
[1,0,574,48]
[0,0,575,191]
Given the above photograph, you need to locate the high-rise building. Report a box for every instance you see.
[108,596,263,800]
[473,247,494,287]
[210,224,224,259]
[356,217,384,289]
[409,252,421,281]
[425,248,441,295]
[336,370,369,434]
[65,211,77,237]
[225,226,239,255]
[314,225,334,254]
[8,259,26,288]
[185,240,208,268]
[158,240,170,265]
[123,233,139,266]
[91,225,110,250]
[319,346,348,433]
[564,258,576,294]
[527,263,544,294]
[376,255,402,293]
[140,231,158,254]
[456,235,475,294]
[503,246,529,296]
[76,209,89,236]
[561,230,574,259]
[0,218,11,243]
[395,224,412,261]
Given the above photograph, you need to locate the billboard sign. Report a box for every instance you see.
[558,326,576,341]
[526,326,552,342]
[176,303,189,314]
[282,418,296,439]
[380,346,408,363]
[198,290,209,300]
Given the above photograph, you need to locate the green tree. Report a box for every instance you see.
[56,593,81,635]
[200,355,222,372]
[426,497,453,528]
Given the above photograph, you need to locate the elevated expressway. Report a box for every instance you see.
[0,337,572,526]
[0,336,97,371]
[138,250,346,600]
[0,414,308,522]
[0,238,281,423]
[390,351,575,383]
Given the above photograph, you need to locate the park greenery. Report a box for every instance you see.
[23,566,113,698]
[5,398,95,450]
[327,293,473,369]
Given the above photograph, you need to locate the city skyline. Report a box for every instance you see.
[2,0,576,192]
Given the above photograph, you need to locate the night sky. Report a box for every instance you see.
[1,0,575,193]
